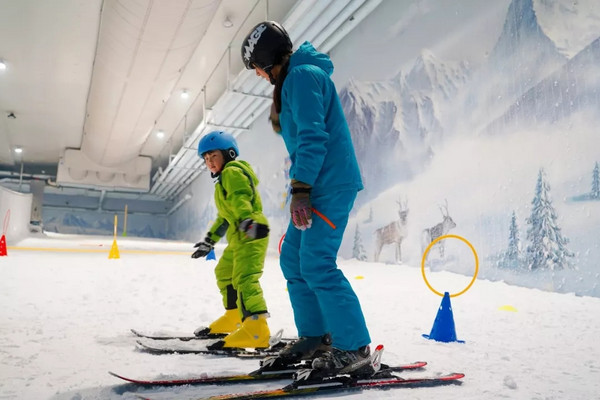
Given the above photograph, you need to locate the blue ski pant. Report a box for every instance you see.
[280,189,371,351]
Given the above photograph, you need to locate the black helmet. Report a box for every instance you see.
[241,21,292,72]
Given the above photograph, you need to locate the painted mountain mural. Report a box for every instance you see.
[163,0,599,297]
[341,0,598,203]
[340,50,470,199]
[486,36,600,132]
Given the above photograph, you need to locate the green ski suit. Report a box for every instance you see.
[206,160,269,320]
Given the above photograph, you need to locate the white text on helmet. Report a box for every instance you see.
[244,24,267,62]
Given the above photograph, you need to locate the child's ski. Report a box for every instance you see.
[131,328,224,341]
[135,339,287,358]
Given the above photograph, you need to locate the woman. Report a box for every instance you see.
[241,21,373,377]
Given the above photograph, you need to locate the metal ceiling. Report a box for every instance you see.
[0,0,382,210]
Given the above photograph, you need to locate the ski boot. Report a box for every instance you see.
[194,309,241,337]
[217,313,270,349]
[260,333,332,371]
[309,345,375,378]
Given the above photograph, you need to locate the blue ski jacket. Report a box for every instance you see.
[279,41,363,196]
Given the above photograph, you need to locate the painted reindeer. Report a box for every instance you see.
[422,200,456,258]
[374,199,409,263]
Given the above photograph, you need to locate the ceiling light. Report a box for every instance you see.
[223,17,233,28]
[180,89,189,99]
[0,60,6,70]
[14,147,23,154]
[156,130,165,139]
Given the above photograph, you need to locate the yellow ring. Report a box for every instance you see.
[421,234,479,297]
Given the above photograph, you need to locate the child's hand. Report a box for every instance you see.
[239,219,270,239]
[191,237,215,258]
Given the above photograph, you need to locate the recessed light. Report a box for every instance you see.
[223,17,233,28]
[14,147,23,154]
[0,60,6,70]
[180,89,189,99]
[156,130,165,139]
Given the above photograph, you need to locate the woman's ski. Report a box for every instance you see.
[135,372,464,400]
[109,361,427,386]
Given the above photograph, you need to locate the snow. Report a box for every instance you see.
[2,233,600,399]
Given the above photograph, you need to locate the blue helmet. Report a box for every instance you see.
[197,131,239,159]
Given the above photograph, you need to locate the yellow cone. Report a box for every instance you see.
[108,239,120,259]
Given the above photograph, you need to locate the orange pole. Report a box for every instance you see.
[311,208,336,229]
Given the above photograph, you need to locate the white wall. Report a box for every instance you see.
[0,185,33,244]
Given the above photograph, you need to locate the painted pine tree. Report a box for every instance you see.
[525,168,574,271]
[592,162,600,199]
[500,210,522,269]
[352,224,367,261]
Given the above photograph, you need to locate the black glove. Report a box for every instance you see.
[239,219,270,239]
[290,180,312,230]
[191,236,216,259]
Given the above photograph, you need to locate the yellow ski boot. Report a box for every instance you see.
[222,313,270,349]
[206,309,242,335]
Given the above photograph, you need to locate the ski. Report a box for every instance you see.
[131,328,224,341]
[109,361,427,387]
[136,372,464,400]
[135,339,288,359]
[131,328,294,343]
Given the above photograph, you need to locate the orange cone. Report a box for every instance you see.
[0,234,7,256]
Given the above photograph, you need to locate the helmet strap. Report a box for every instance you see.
[221,149,237,164]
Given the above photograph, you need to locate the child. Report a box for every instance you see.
[191,130,271,349]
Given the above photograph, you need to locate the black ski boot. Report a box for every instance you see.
[260,333,332,371]
[310,345,375,377]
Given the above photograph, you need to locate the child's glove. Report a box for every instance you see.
[191,236,215,258]
[290,180,312,230]
[239,219,270,239]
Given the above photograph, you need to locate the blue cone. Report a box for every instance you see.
[206,249,216,260]
[422,292,464,343]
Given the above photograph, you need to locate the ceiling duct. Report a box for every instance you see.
[150,0,383,200]
[57,0,221,192]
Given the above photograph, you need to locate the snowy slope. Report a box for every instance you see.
[1,234,600,399]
